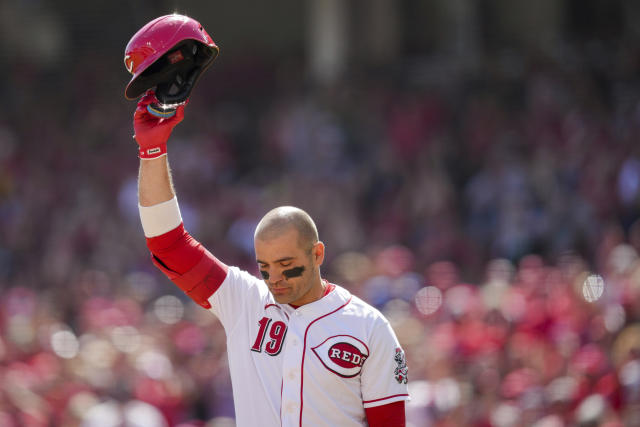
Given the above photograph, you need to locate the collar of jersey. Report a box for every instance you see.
[284,283,350,319]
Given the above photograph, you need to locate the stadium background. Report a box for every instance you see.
[2,0,640,425]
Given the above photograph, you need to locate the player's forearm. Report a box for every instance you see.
[138,156,175,207]
[136,154,229,308]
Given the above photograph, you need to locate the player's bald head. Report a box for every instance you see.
[255,206,318,251]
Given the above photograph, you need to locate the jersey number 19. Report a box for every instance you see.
[251,317,287,355]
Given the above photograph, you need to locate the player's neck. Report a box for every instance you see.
[289,276,327,308]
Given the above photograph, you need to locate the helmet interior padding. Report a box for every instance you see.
[128,39,216,104]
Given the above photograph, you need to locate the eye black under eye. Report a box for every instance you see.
[260,270,269,279]
[283,266,305,278]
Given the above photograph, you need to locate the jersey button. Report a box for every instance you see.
[284,401,298,413]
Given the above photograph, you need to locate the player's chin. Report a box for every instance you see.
[270,288,292,302]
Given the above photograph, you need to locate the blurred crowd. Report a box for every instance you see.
[2,22,640,426]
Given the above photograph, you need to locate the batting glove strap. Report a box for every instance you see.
[139,143,168,160]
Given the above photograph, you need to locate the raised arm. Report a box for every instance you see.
[139,156,174,207]
[135,92,178,207]
[133,92,228,309]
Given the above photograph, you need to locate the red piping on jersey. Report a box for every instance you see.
[362,393,410,404]
[298,296,352,426]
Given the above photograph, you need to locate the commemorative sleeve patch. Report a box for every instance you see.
[394,347,408,384]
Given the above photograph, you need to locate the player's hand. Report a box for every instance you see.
[133,91,186,159]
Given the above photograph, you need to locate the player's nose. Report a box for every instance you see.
[267,269,285,284]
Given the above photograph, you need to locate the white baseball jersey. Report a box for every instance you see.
[209,266,410,427]
[138,198,409,426]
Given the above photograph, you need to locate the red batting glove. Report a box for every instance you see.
[133,91,186,159]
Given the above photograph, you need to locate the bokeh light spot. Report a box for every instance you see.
[154,295,184,324]
[51,330,79,359]
[111,326,140,353]
[414,286,442,316]
[582,274,604,303]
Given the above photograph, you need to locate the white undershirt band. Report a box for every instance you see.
[139,196,182,237]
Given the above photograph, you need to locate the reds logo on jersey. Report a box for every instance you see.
[312,335,369,378]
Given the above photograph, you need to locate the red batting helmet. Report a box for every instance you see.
[124,14,219,102]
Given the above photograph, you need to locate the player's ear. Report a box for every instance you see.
[312,241,325,267]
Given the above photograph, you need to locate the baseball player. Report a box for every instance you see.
[128,15,409,427]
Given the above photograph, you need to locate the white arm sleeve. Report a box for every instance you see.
[138,197,183,237]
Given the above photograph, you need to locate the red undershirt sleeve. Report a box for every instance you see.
[365,401,406,427]
[146,223,228,309]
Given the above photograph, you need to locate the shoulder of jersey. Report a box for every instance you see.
[341,290,388,322]
[228,266,267,286]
